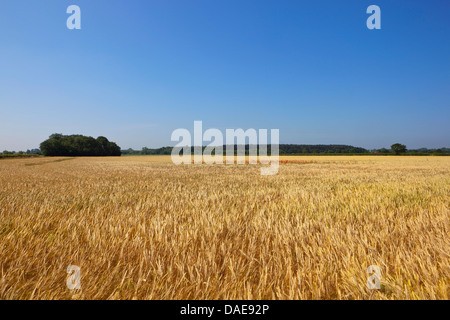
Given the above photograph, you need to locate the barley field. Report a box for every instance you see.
[0,156,448,300]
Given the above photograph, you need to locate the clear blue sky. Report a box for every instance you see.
[0,0,449,150]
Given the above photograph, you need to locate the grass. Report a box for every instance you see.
[0,156,448,299]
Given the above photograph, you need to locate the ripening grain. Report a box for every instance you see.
[0,156,448,299]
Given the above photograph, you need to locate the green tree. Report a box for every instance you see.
[391,143,407,155]
[40,134,121,156]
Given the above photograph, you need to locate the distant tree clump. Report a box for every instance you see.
[40,134,121,156]
[391,143,407,155]
[376,148,391,154]
[121,144,369,156]
[278,144,368,154]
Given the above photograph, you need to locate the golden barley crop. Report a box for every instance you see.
[0,156,448,299]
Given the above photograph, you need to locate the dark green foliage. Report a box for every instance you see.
[278,144,368,154]
[122,147,172,155]
[391,143,407,155]
[407,148,450,154]
[122,145,450,156]
[122,144,369,155]
[40,134,121,156]
[376,148,391,154]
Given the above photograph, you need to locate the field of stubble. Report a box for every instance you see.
[0,156,448,299]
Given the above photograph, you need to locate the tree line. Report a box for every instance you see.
[122,144,369,155]
[122,144,450,155]
[3,141,449,158]
[39,134,121,156]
